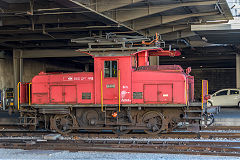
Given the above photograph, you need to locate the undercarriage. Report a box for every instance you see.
[18,104,208,135]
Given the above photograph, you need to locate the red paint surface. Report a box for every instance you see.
[19,83,29,104]
[143,84,173,103]
[31,72,94,104]
[132,68,188,104]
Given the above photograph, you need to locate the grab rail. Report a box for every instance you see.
[17,82,21,110]
[118,70,121,112]
[29,83,32,105]
[185,80,188,106]
[101,70,104,112]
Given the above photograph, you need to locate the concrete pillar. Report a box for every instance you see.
[13,49,23,105]
[149,56,159,65]
[237,54,240,88]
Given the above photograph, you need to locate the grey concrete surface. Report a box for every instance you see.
[0,58,14,89]
[0,149,236,160]
[0,110,19,125]
[213,108,240,126]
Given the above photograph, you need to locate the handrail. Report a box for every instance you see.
[185,80,187,106]
[201,80,203,110]
[17,82,21,110]
[118,70,121,112]
[207,80,208,105]
[29,83,32,105]
[201,80,208,110]
[101,70,103,112]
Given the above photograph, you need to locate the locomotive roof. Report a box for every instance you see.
[131,48,181,57]
[135,65,184,72]
[76,47,160,57]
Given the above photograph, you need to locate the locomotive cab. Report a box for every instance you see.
[94,55,132,105]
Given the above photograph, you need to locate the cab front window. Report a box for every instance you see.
[104,61,117,78]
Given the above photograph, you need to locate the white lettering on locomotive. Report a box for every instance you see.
[121,99,131,102]
[123,85,128,89]
[63,76,94,81]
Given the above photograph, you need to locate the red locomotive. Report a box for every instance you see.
[18,48,203,134]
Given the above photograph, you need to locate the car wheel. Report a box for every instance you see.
[207,101,213,107]
[238,102,240,108]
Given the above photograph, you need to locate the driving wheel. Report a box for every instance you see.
[142,111,164,135]
[53,114,74,134]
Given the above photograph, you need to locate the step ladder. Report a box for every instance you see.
[183,108,203,132]
[103,106,119,125]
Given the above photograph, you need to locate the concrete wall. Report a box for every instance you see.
[191,68,236,101]
[22,59,46,83]
[0,58,14,89]
[0,58,46,89]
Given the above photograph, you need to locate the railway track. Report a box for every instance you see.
[1,127,240,139]
[0,137,240,156]
[1,126,240,156]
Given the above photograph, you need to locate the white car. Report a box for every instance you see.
[207,89,240,107]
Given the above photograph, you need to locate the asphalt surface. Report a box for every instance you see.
[213,107,240,126]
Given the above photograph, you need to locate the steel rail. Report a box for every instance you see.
[0,138,240,156]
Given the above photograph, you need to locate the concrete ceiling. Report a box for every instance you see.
[191,22,240,44]
[158,45,237,69]
[0,0,233,50]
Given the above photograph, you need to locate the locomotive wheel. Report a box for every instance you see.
[53,114,73,134]
[82,110,99,126]
[142,111,164,135]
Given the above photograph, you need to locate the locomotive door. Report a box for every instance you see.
[144,85,158,102]
[64,86,77,103]
[157,84,173,103]
[50,85,77,104]
[50,86,64,103]
[103,60,118,104]
[144,84,173,103]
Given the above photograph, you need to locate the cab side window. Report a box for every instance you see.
[104,61,117,78]
[230,90,239,95]
[215,90,228,96]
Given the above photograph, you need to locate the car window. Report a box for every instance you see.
[230,90,240,95]
[215,90,228,96]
